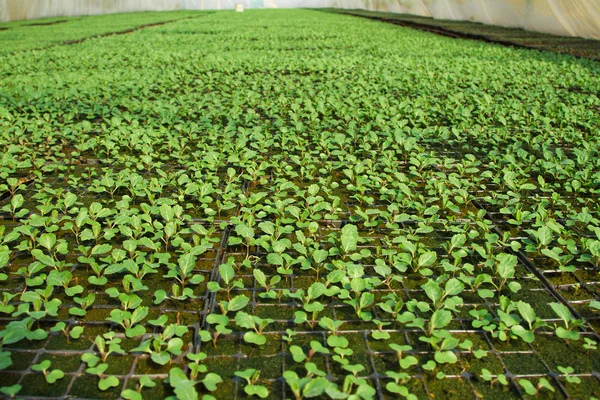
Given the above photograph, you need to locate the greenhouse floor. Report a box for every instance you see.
[1,8,600,400]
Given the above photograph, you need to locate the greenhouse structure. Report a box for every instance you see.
[0,0,599,399]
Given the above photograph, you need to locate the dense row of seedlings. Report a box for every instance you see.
[1,8,600,400]
[0,11,205,54]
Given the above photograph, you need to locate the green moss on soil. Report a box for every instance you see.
[38,353,82,372]
[240,334,282,355]
[125,378,175,400]
[253,305,294,320]
[471,379,520,399]
[502,353,548,375]
[201,334,240,356]
[239,354,284,379]
[424,377,474,398]
[561,376,600,399]
[7,351,36,370]
[69,375,122,399]
[105,355,136,375]
[19,373,70,397]
[204,356,239,380]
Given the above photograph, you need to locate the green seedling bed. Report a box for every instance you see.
[1,8,600,400]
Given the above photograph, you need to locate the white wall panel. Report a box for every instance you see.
[1,0,598,39]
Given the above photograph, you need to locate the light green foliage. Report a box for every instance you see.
[0,8,598,399]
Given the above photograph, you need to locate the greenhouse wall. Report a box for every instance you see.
[0,0,599,40]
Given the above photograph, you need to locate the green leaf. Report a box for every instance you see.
[81,353,100,368]
[312,249,328,264]
[149,314,168,326]
[372,331,390,340]
[496,253,517,279]
[70,326,84,339]
[169,368,198,400]
[0,352,13,370]
[88,276,108,286]
[422,360,436,371]
[201,373,222,392]
[39,233,56,250]
[235,224,255,240]
[549,302,572,324]
[46,369,65,384]
[434,351,457,364]
[98,376,120,391]
[516,301,536,326]
[289,345,306,362]
[91,243,112,255]
[473,349,488,359]
[429,309,452,331]
[63,192,78,209]
[518,379,537,395]
[178,253,196,277]
[154,290,168,304]
[386,382,409,395]
[258,221,275,236]
[227,295,249,313]
[302,377,331,398]
[31,249,55,267]
[340,224,358,253]
[65,285,84,297]
[511,325,534,343]
[32,360,51,372]
[121,389,142,400]
[245,384,269,398]
[125,325,146,338]
[555,326,579,341]
[307,282,326,300]
[206,313,229,326]
[327,335,348,348]
[422,280,442,304]
[538,377,555,392]
[399,355,418,369]
[11,194,24,209]
[235,311,255,330]
[268,253,286,268]
[2,326,27,345]
[140,375,156,388]
[508,281,521,293]
[219,261,235,284]
[131,306,148,325]
[253,269,267,288]
[418,251,437,268]
[536,226,553,246]
[477,289,495,299]
[151,352,171,365]
[444,278,464,296]
[0,384,21,397]
[243,332,266,345]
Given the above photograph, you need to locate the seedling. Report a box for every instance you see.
[235,311,274,345]
[550,303,584,341]
[235,369,269,398]
[31,360,64,384]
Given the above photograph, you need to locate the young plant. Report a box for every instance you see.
[31,360,65,384]
[105,306,148,338]
[235,311,274,345]
[235,369,269,399]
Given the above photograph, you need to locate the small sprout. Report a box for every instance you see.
[481,369,509,387]
[557,366,581,384]
[235,311,273,345]
[0,384,22,398]
[235,369,269,398]
[31,360,65,384]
